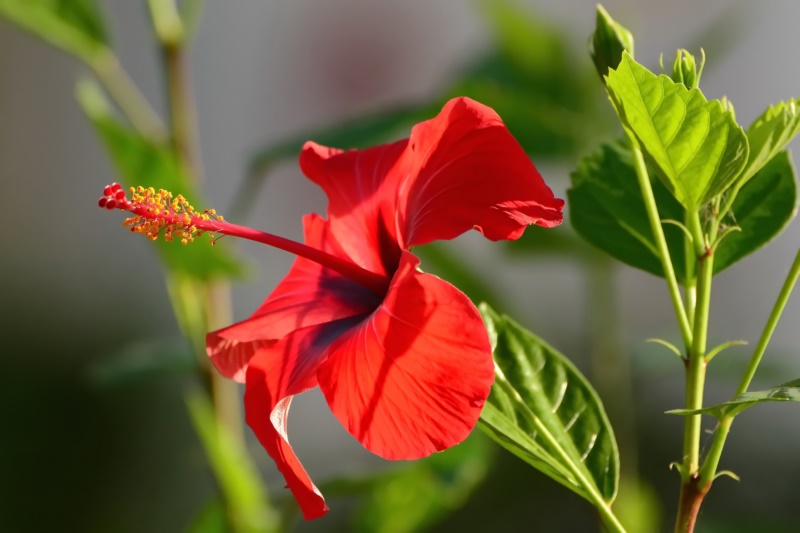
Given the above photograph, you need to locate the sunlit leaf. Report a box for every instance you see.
[351,432,491,533]
[186,391,280,533]
[739,99,800,186]
[78,78,243,280]
[667,379,800,419]
[478,304,619,504]
[0,0,107,63]
[606,52,749,210]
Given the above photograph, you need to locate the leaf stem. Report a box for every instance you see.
[698,247,800,487]
[90,50,166,140]
[493,365,627,533]
[629,141,693,348]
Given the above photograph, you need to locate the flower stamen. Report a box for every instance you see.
[98,183,390,295]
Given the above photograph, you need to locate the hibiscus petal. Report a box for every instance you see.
[299,140,406,277]
[244,316,363,520]
[207,214,377,382]
[317,251,494,460]
[397,96,564,247]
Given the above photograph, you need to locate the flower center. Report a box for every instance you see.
[98,183,390,295]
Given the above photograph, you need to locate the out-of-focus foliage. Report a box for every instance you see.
[78,79,243,281]
[0,0,107,62]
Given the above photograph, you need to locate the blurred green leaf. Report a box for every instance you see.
[188,499,229,533]
[739,99,800,187]
[0,0,107,63]
[186,391,280,533]
[478,304,619,504]
[667,379,800,419]
[567,139,687,280]
[351,432,491,533]
[715,151,797,271]
[606,52,748,211]
[590,4,634,80]
[78,78,243,280]
[505,219,591,258]
[415,242,500,310]
[87,337,194,387]
[242,0,603,219]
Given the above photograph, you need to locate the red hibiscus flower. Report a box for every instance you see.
[99,97,563,520]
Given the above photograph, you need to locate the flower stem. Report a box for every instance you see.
[492,366,627,533]
[629,141,693,349]
[698,248,800,487]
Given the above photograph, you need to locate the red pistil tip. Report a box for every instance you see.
[98,184,225,245]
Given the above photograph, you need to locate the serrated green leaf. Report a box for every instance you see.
[478,304,619,504]
[667,379,800,419]
[606,52,749,210]
[568,141,796,279]
[567,139,687,280]
[715,150,797,271]
[186,392,279,533]
[78,78,242,280]
[0,0,107,63]
[739,99,800,186]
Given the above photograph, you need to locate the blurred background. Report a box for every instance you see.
[2,0,800,531]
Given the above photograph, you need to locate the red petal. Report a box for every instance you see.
[317,251,494,459]
[397,97,564,247]
[244,317,362,520]
[300,140,405,277]
[207,214,378,382]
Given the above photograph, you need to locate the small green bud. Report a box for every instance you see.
[591,4,634,81]
[671,49,705,90]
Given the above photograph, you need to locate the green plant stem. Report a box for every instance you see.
[90,50,166,140]
[684,212,697,325]
[163,42,205,182]
[629,141,693,349]
[698,248,800,487]
[674,213,716,533]
[493,366,627,533]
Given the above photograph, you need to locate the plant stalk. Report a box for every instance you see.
[629,141,693,349]
[698,248,800,487]
[90,50,166,140]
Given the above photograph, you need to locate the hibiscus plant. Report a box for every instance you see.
[6,1,800,532]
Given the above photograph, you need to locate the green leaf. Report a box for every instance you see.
[739,99,800,186]
[0,0,107,63]
[569,142,796,279]
[567,139,687,280]
[86,337,194,387]
[670,49,704,90]
[606,52,749,210]
[590,4,634,79]
[78,79,243,280]
[478,304,619,504]
[714,151,797,272]
[186,391,280,533]
[351,432,491,533]
[246,102,434,183]
[667,379,800,419]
